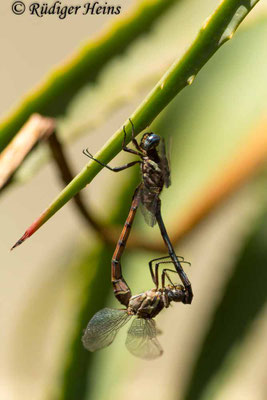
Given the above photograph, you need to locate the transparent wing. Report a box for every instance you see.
[159,137,171,188]
[139,200,157,227]
[125,318,163,360]
[82,308,131,352]
[138,186,158,227]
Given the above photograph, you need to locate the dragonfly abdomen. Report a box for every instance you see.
[111,188,139,307]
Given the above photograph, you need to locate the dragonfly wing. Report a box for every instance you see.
[139,187,158,227]
[139,200,157,227]
[159,137,171,188]
[82,308,131,352]
[125,318,163,360]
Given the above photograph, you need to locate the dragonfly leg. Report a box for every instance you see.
[154,262,177,288]
[154,262,173,288]
[162,269,175,287]
[129,119,143,152]
[161,268,185,288]
[122,126,143,157]
[154,261,191,287]
[149,256,190,288]
[149,255,185,263]
[111,187,140,306]
[83,148,141,172]
[155,259,191,268]
[149,260,158,288]
[155,203,193,304]
[149,257,177,288]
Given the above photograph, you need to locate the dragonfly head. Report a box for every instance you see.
[141,132,160,151]
[166,285,185,303]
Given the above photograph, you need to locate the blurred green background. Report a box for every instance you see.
[0,1,267,400]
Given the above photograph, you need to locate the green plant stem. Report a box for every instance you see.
[0,0,179,151]
[11,0,261,248]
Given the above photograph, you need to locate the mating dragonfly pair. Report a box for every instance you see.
[82,120,193,359]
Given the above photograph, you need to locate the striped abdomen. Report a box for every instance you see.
[111,187,139,307]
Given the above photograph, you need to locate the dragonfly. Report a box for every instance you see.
[82,186,191,358]
[109,184,190,309]
[83,119,193,304]
[82,256,190,359]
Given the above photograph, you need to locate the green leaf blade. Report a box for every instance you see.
[183,210,267,400]
[0,0,179,151]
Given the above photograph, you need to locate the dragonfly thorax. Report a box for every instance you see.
[127,285,185,319]
[127,288,165,319]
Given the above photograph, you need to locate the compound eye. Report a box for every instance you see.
[171,289,185,302]
[167,291,174,301]
[144,134,160,150]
